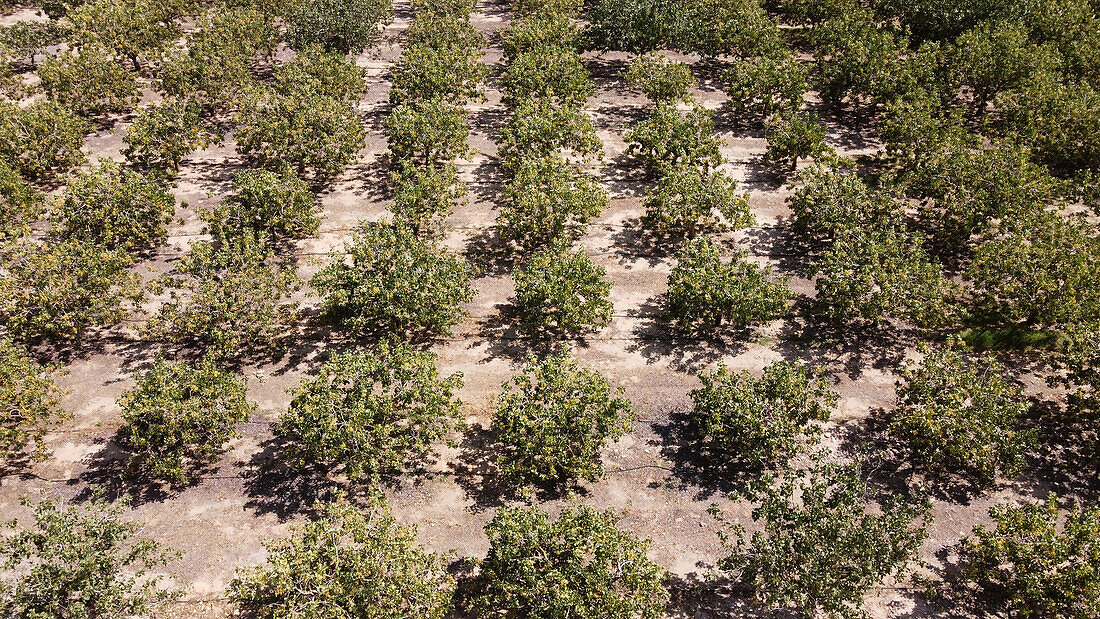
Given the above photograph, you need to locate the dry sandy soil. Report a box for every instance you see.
[0,2,1089,617]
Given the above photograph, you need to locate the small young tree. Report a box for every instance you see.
[144,234,302,363]
[0,20,64,66]
[0,161,41,241]
[388,43,487,106]
[667,237,791,332]
[0,340,66,463]
[626,103,723,176]
[52,158,175,253]
[0,239,142,343]
[500,10,580,60]
[286,0,393,54]
[642,165,753,235]
[0,494,177,619]
[492,349,632,487]
[123,98,212,177]
[0,100,89,182]
[624,51,695,103]
[890,344,1035,489]
[498,99,602,168]
[715,458,930,618]
[1051,324,1100,417]
[234,89,365,178]
[389,160,464,234]
[384,98,470,167]
[787,167,903,246]
[514,245,613,333]
[37,46,140,117]
[275,340,464,483]
[464,505,669,618]
[312,222,475,337]
[118,356,254,485]
[764,110,832,170]
[723,49,807,117]
[273,44,368,102]
[500,47,594,108]
[499,155,607,251]
[960,495,1100,618]
[690,361,836,470]
[65,0,189,71]
[202,169,320,242]
[229,497,455,619]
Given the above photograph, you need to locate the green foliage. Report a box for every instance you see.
[405,10,482,48]
[0,339,66,462]
[123,98,212,177]
[514,245,613,333]
[586,0,780,57]
[947,21,1059,112]
[811,13,920,107]
[158,8,278,111]
[500,10,580,59]
[689,361,836,470]
[667,237,791,332]
[37,46,140,117]
[641,165,752,235]
[498,98,602,168]
[763,110,832,170]
[787,168,903,246]
[492,349,632,486]
[0,494,176,618]
[234,88,365,178]
[0,161,42,241]
[275,340,464,483]
[118,356,254,484]
[465,505,669,618]
[716,459,930,619]
[969,210,1100,327]
[274,44,368,102]
[202,169,319,242]
[961,495,1100,618]
[229,497,455,619]
[389,160,463,233]
[890,344,1034,488]
[384,98,470,167]
[995,72,1100,173]
[0,20,64,65]
[145,234,302,363]
[52,158,174,253]
[65,0,189,70]
[312,222,475,337]
[389,43,486,106]
[500,47,593,107]
[626,103,722,177]
[287,0,393,54]
[0,100,89,182]
[623,52,695,103]
[723,49,807,117]
[0,239,141,343]
[1051,323,1100,416]
[499,155,607,251]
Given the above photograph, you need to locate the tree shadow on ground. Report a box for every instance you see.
[608,217,679,266]
[626,293,751,375]
[651,409,761,501]
[1015,397,1100,503]
[463,225,514,278]
[774,312,914,381]
[74,433,192,506]
[241,436,343,521]
[665,573,773,619]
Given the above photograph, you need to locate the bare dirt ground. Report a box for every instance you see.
[0,2,1087,617]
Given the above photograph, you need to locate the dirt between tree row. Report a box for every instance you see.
[0,2,1081,617]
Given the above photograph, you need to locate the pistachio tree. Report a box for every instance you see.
[123,98,213,177]
[499,155,607,251]
[202,169,320,242]
[626,103,723,176]
[0,340,66,462]
[0,100,89,182]
[623,51,695,103]
[37,47,140,117]
[642,165,752,235]
[286,0,393,54]
[513,245,613,334]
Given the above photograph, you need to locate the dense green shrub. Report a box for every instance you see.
[811,13,920,107]
[787,168,903,246]
[500,10,580,59]
[0,339,66,462]
[0,100,89,182]
[498,98,602,168]
[145,234,302,363]
[642,166,752,235]
[406,9,482,47]
[499,155,607,251]
[0,20,64,66]
[123,98,212,177]
[384,98,470,167]
[312,222,475,337]
[229,497,454,618]
[202,169,320,242]
[723,50,808,117]
[118,356,254,485]
[586,0,780,57]
[389,160,464,233]
[763,110,832,170]
[65,0,188,71]
[37,47,140,117]
[690,361,836,470]
[514,245,613,333]
[500,47,593,108]
[0,495,176,619]
[626,103,722,176]
[275,340,464,483]
[997,73,1100,172]
[389,43,486,106]
[716,459,929,618]
[0,162,41,240]
[234,89,365,178]
[624,52,695,103]
[890,344,1034,488]
[1051,324,1100,417]
[961,495,1100,618]
[52,158,174,253]
[464,505,669,617]
[0,239,142,343]
[946,21,1059,113]
[667,237,791,332]
[274,44,368,102]
[492,349,632,487]
[287,0,392,54]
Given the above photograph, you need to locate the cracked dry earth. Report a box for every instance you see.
[0,2,1079,617]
